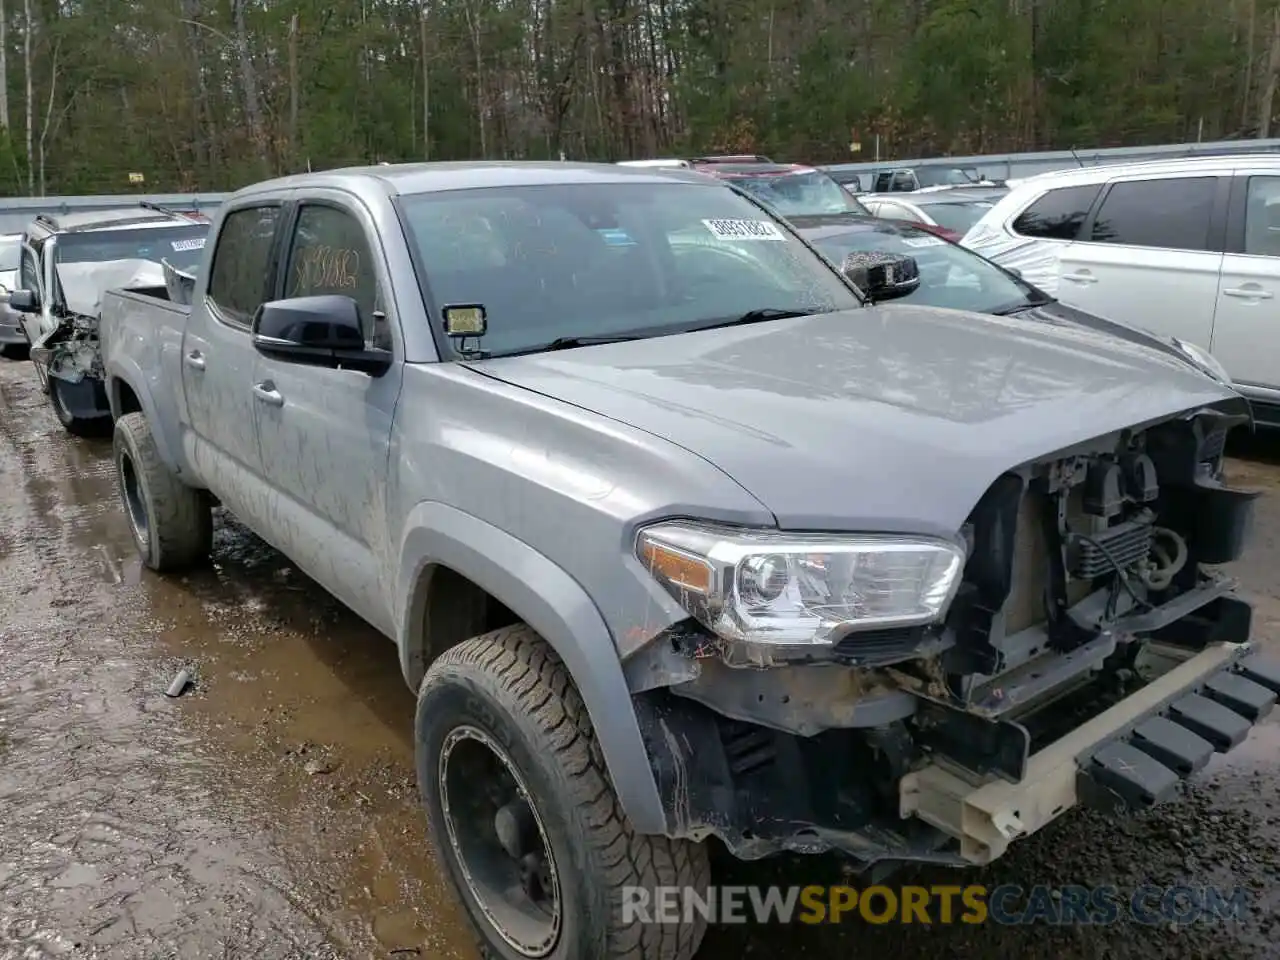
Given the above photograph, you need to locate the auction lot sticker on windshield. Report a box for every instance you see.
[902,236,945,248]
[702,218,786,241]
[171,237,206,252]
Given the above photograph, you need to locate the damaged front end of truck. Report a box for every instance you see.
[625,401,1279,874]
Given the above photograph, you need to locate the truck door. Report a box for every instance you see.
[250,195,402,634]
[181,200,285,519]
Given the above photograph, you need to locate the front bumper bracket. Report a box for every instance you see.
[900,644,1279,865]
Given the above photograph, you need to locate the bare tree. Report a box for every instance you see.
[232,0,267,168]
[22,0,31,193]
[1260,7,1280,138]
[0,0,10,132]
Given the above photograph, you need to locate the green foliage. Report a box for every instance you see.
[0,0,1273,194]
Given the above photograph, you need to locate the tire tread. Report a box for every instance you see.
[114,412,212,571]
[427,624,709,960]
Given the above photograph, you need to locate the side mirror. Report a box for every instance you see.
[251,294,391,376]
[6,288,39,313]
[842,252,921,303]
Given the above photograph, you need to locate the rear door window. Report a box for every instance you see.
[1011,184,1102,241]
[207,205,282,325]
[1088,177,1217,251]
[1243,176,1280,257]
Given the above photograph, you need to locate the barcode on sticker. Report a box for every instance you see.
[171,237,206,252]
[702,218,786,241]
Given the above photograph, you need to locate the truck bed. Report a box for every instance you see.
[99,285,196,425]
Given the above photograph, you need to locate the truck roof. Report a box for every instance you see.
[233,161,718,200]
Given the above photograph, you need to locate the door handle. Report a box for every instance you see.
[184,350,206,370]
[252,382,284,407]
[1222,285,1274,300]
[1061,271,1098,284]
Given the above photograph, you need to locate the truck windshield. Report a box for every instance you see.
[397,181,863,357]
[805,220,1044,315]
[726,170,870,217]
[54,224,209,272]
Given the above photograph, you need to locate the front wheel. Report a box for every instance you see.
[112,412,212,571]
[417,625,709,960]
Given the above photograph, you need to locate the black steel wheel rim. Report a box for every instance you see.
[438,723,562,957]
[118,447,149,547]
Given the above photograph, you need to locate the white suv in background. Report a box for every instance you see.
[961,156,1280,423]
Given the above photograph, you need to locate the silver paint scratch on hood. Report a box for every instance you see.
[474,305,1244,537]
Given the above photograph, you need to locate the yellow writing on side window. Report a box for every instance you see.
[295,244,360,293]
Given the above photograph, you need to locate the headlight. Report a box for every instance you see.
[1172,338,1232,386]
[635,520,966,646]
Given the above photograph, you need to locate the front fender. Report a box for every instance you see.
[104,356,185,476]
[396,500,667,835]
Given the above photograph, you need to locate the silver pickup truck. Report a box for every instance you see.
[100,162,1279,960]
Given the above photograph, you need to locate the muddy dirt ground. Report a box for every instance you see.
[1,358,1278,960]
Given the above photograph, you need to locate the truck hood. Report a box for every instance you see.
[471,306,1243,537]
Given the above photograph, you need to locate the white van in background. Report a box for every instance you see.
[961,156,1280,424]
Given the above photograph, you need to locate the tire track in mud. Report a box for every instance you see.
[0,367,345,959]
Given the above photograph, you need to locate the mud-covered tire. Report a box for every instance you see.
[416,624,709,960]
[49,377,110,437]
[112,411,212,572]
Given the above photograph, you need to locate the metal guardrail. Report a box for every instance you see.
[821,137,1280,185]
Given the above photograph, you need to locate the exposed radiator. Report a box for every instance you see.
[1003,487,1148,634]
[1069,519,1153,579]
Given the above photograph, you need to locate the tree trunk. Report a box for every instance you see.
[288,12,298,166]
[1242,0,1257,130]
[0,0,10,132]
[23,0,31,194]
[1259,8,1280,138]
[232,0,267,169]
[421,6,430,159]
[463,0,486,156]
[37,40,55,196]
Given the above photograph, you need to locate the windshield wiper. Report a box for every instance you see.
[488,334,649,358]
[990,294,1055,316]
[687,307,816,332]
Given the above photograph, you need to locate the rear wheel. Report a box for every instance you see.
[416,625,709,960]
[112,411,212,571]
[49,377,110,437]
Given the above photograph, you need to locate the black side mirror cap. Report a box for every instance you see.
[251,294,392,376]
[7,288,39,313]
[841,252,922,303]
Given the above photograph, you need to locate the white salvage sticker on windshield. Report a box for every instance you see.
[170,237,206,252]
[902,236,945,248]
[702,218,786,241]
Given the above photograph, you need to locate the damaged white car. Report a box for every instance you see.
[4,204,210,435]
